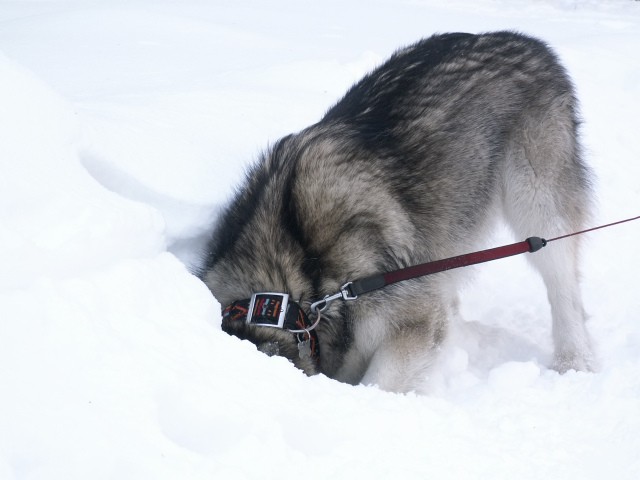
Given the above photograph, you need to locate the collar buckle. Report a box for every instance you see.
[246,292,290,328]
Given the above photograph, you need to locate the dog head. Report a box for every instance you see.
[200,137,335,375]
[219,293,319,375]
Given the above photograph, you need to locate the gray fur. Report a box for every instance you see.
[201,31,594,393]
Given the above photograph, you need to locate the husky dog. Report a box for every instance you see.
[201,31,594,393]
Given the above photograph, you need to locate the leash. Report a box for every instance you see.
[309,214,640,314]
[221,214,638,365]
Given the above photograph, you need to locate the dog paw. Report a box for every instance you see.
[553,349,594,373]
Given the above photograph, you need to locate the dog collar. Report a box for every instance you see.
[222,292,320,361]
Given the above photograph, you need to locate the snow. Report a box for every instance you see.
[1,1,639,478]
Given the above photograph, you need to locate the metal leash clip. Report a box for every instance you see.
[309,282,357,315]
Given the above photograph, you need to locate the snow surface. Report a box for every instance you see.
[1,1,640,478]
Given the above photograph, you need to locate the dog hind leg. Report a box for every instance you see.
[502,100,595,372]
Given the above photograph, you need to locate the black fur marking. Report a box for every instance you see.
[323,33,477,144]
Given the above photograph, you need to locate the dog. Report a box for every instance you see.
[201,31,594,393]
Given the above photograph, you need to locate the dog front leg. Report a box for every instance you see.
[360,315,447,394]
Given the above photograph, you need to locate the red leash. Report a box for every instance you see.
[310,215,640,314]
[546,215,640,243]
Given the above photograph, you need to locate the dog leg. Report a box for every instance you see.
[502,95,595,372]
[360,307,448,393]
[504,191,595,371]
[527,239,595,372]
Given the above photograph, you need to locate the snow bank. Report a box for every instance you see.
[0,52,165,288]
[1,1,639,479]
